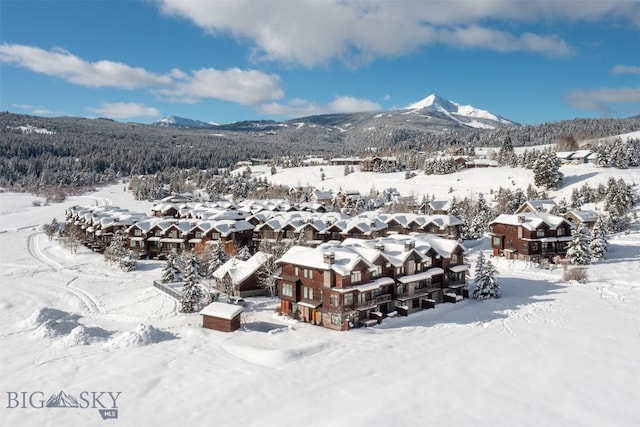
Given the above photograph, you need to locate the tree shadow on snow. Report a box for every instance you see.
[562,172,599,188]
[376,277,566,330]
[135,261,163,271]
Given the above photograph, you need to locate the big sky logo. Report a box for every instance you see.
[6,390,121,420]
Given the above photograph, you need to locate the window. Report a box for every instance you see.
[451,254,458,264]
[396,267,403,275]
[303,269,312,279]
[282,283,293,297]
[506,240,513,248]
[351,270,362,283]
[531,242,539,252]
[303,286,314,300]
[211,233,220,240]
[423,258,432,268]
[412,298,420,308]
[344,293,353,306]
[537,229,545,237]
[134,229,142,237]
[330,294,339,306]
[372,265,382,277]
[522,242,529,251]
[195,231,202,238]
[557,228,565,236]
[294,267,299,276]
[358,293,366,306]
[396,283,405,297]
[492,237,501,246]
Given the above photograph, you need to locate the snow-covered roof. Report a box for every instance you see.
[200,302,244,320]
[565,209,599,223]
[515,199,557,214]
[490,212,569,231]
[212,252,270,284]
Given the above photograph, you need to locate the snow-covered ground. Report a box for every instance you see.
[1,165,639,426]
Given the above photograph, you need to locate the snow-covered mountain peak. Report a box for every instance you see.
[405,93,517,128]
[152,116,215,129]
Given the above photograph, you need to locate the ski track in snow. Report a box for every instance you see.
[27,232,102,315]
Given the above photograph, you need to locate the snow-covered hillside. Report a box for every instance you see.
[152,115,216,129]
[1,163,639,426]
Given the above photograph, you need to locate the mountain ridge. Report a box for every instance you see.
[151,94,518,131]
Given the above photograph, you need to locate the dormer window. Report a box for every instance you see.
[424,258,432,268]
[537,229,545,237]
[557,228,564,236]
[451,254,458,264]
[372,265,382,277]
[134,229,141,237]
[351,270,362,283]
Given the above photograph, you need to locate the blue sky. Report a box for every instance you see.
[1,0,639,125]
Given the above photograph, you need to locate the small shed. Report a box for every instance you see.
[200,302,244,332]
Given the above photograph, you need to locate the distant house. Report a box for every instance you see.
[310,189,333,206]
[514,199,558,214]
[489,212,574,262]
[329,157,362,166]
[212,252,270,297]
[564,209,599,229]
[200,302,243,332]
[361,156,400,172]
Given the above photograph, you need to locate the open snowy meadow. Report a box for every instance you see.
[1,162,639,426]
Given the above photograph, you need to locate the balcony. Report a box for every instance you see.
[374,294,392,304]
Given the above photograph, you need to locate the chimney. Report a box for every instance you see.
[323,251,335,264]
[404,240,415,251]
[518,215,525,223]
[374,243,385,252]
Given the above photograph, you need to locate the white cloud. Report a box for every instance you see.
[612,65,640,74]
[88,102,160,118]
[0,43,171,89]
[154,0,638,66]
[0,43,285,106]
[11,103,52,115]
[156,68,284,105]
[259,96,381,117]
[565,87,640,112]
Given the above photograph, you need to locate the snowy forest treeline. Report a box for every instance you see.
[1,111,638,195]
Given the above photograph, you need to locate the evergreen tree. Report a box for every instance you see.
[533,151,563,190]
[236,245,251,261]
[104,231,127,265]
[589,216,608,262]
[180,251,204,313]
[44,217,59,240]
[497,135,517,166]
[565,223,591,265]
[472,259,500,300]
[207,243,227,278]
[120,250,137,272]
[162,249,183,283]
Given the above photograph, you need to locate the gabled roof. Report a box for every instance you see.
[212,252,270,284]
[565,209,599,223]
[514,199,557,214]
[277,245,374,277]
[490,212,570,231]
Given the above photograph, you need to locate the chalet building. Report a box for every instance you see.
[360,156,400,172]
[489,212,574,262]
[276,234,468,331]
[379,213,463,239]
[564,209,599,230]
[211,252,271,297]
[310,189,333,206]
[329,157,362,166]
[514,199,557,214]
[151,203,179,218]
